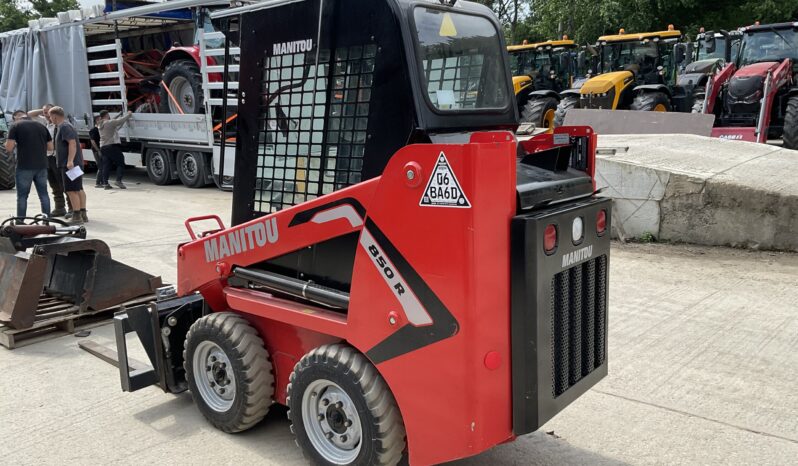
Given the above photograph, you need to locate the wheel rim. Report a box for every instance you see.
[150,153,165,178]
[181,153,198,180]
[654,103,667,112]
[169,76,196,113]
[301,379,362,465]
[192,341,236,412]
[543,108,556,130]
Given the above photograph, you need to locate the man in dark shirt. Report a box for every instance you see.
[49,106,87,224]
[89,116,104,188]
[5,112,53,219]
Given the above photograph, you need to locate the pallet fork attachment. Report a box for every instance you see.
[114,293,207,393]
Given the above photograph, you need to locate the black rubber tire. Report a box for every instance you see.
[145,147,175,185]
[691,95,705,114]
[159,59,204,114]
[630,91,671,112]
[287,344,406,466]
[0,143,15,190]
[177,151,210,188]
[554,95,580,127]
[184,312,274,433]
[782,96,798,150]
[521,96,559,129]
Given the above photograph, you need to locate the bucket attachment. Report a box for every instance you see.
[0,222,162,330]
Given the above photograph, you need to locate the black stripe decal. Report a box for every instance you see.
[364,218,459,364]
[289,198,367,227]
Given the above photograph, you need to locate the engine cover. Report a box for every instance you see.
[728,75,764,104]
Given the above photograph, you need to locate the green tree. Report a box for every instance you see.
[0,0,31,33]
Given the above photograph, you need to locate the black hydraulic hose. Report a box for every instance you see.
[233,267,350,310]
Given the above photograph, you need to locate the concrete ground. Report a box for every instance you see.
[1,169,797,465]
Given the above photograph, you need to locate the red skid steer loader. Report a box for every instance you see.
[112,1,611,464]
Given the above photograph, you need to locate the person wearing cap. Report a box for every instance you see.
[49,106,88,224]
[98,109,133,189]
[28,104,71,217]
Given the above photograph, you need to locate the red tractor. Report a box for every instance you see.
[112,1,610,464]
[703,22,798,147]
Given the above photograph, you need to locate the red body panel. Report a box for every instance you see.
[704,62,736,114]
[734,61,779,77]
[711,126,757,141]
[175,130,596,464]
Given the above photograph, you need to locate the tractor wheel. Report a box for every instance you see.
[0,144,15,190]
[287,344,406,466]
[177,151,210,188]
[159,59,204,114]
[554,95,580,127]
[184,312,274,433]
[631,91,671,112]
[145,147,175,185]
[521,96,559,130]
[782,96,798,150]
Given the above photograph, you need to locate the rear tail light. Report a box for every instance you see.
[596,210,607,235]
[544,224,558,254]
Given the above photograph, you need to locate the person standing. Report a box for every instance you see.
[98,109,133,189]
[28,104,70,217]
[5,113,53,220]
[89,115,104,188]
[49,107,88,224]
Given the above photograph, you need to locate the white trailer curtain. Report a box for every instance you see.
[0,25,92,128]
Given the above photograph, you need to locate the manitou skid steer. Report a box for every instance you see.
[701,23,798,147]
[507,37,584,129]
[112,1,611,464]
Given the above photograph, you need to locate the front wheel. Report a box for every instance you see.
[782,96,798,150]
[553,95,580,127]
[287,344,406,466]
[691,93,706,114]
[184,312,274,433]
[521,96,559,130]
[631,91,671,112]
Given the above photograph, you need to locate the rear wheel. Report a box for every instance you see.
[631,91,671,112]
[521,96,559,130]
[287,344,406,466]
[782,96,798,150]
[554,95,580,127]
[0,144,15,190]
[184,312,274,433]
[159,59,204,114]
[177,151,209,188]
[145,147,174,185]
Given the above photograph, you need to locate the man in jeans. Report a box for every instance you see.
[89,115,104,188]
[49,107,87,224]
[28,104,70,217]
[5,113,53,220]
[98,109,133,189]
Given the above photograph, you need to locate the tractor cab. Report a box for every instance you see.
[507,38,579,127]
[553,27,690,125]
[225,0,519,224]
[710,22,798,146]
[695,29,742,64]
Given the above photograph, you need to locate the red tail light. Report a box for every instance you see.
[544,224,558,254]
[596,210,607,235]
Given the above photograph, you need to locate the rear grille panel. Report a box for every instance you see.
[552,255,608,397]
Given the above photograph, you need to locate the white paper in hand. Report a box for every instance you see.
[65,165,84,181]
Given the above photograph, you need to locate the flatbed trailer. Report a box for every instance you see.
[0,0,239,189]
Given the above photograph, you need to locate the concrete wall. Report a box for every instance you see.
[595,134,798,252]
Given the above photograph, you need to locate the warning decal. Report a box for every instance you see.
[419,152,471,208]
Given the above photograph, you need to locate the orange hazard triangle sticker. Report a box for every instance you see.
[419,152,471,208]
